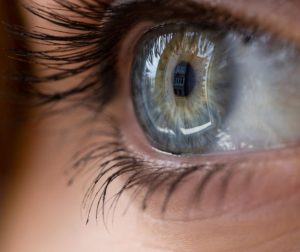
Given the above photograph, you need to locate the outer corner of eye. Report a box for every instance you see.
[120,22,300,159]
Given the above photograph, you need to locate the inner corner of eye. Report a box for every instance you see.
[128,23,300,156]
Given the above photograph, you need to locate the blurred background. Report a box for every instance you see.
[0,0,29,216]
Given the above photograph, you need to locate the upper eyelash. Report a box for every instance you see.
[8,0,279,222]
[10,0,113,110]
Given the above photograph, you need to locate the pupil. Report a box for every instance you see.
[173,61,196,97]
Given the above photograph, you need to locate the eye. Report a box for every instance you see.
[131,24,300,156]
[17,0,300,224]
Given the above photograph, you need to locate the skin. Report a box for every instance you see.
[1,0,300,251]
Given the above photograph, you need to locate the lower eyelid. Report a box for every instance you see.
[123,145,300,222]
[107,93,300,220]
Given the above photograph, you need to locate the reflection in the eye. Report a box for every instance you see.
[180,121,213,136]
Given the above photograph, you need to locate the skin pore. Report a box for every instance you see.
[1,0,300,251]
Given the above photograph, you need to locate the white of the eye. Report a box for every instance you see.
[217,34,300,151]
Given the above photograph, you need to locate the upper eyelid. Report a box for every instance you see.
[112,0,300,44]
[211,0,300,42]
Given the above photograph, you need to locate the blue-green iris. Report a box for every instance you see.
[131,25,233,154]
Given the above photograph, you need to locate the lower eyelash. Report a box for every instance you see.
[68,116,244,224]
